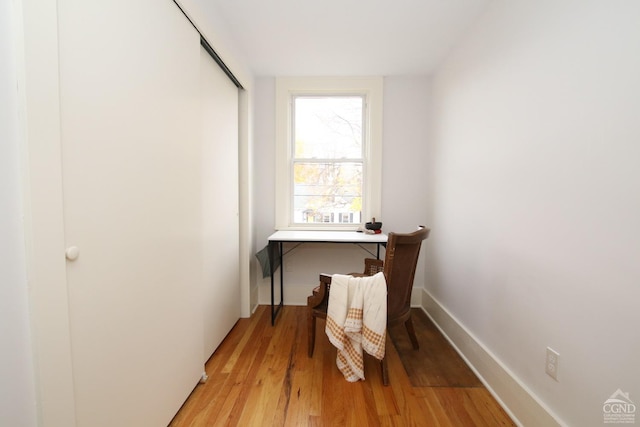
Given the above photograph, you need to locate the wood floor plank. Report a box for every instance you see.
[283,311,321,426]
[236,307,297,426]
[171,306,515,427]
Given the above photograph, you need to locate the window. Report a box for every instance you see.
[293,95,363,225]
[275,77,383,230]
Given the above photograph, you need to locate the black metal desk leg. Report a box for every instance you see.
[270,241,285,325]
[270,246,275,325]
[279,242,284,313]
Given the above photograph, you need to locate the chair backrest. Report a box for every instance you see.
[383,226,430,322]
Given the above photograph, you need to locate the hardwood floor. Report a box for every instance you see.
[170,305,514,426]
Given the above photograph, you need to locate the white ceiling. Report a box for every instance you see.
[209,0,492,76]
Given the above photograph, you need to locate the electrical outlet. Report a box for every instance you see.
[546,347,559,381]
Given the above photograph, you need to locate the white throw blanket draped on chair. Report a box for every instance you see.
[325,272,387,382]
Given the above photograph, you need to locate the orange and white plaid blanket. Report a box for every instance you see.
[325,272,387,382]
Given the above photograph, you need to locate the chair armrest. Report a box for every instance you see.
[307,274,332,308]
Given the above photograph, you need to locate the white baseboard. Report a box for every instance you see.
[421,289,564,427]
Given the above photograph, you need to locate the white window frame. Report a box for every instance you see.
[275,77,383,230]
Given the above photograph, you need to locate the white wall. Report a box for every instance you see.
[427,1,640,425]
[252,77,278,305]
[381,77,432,297]
[252,76,431,305]
[0,0,37,425]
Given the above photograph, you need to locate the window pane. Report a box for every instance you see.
[294,96,363,159]
[293,162,362,224]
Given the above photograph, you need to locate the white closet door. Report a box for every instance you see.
[200,47,241,360]
[58,1,204,426]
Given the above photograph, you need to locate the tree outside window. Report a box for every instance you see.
[292,96,364,225]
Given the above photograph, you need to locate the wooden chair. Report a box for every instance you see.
[307,226,430,385]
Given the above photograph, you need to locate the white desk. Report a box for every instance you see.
[267,230,388,325]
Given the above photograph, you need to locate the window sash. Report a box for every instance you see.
[292,94,365,160]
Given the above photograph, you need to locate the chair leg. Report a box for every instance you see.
[405,316,420,350]
[308,312,316,357]
[381,357,389,386]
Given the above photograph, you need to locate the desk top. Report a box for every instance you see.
[268,230,387,244]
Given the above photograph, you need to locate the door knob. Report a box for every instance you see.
[65,246,80,261]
